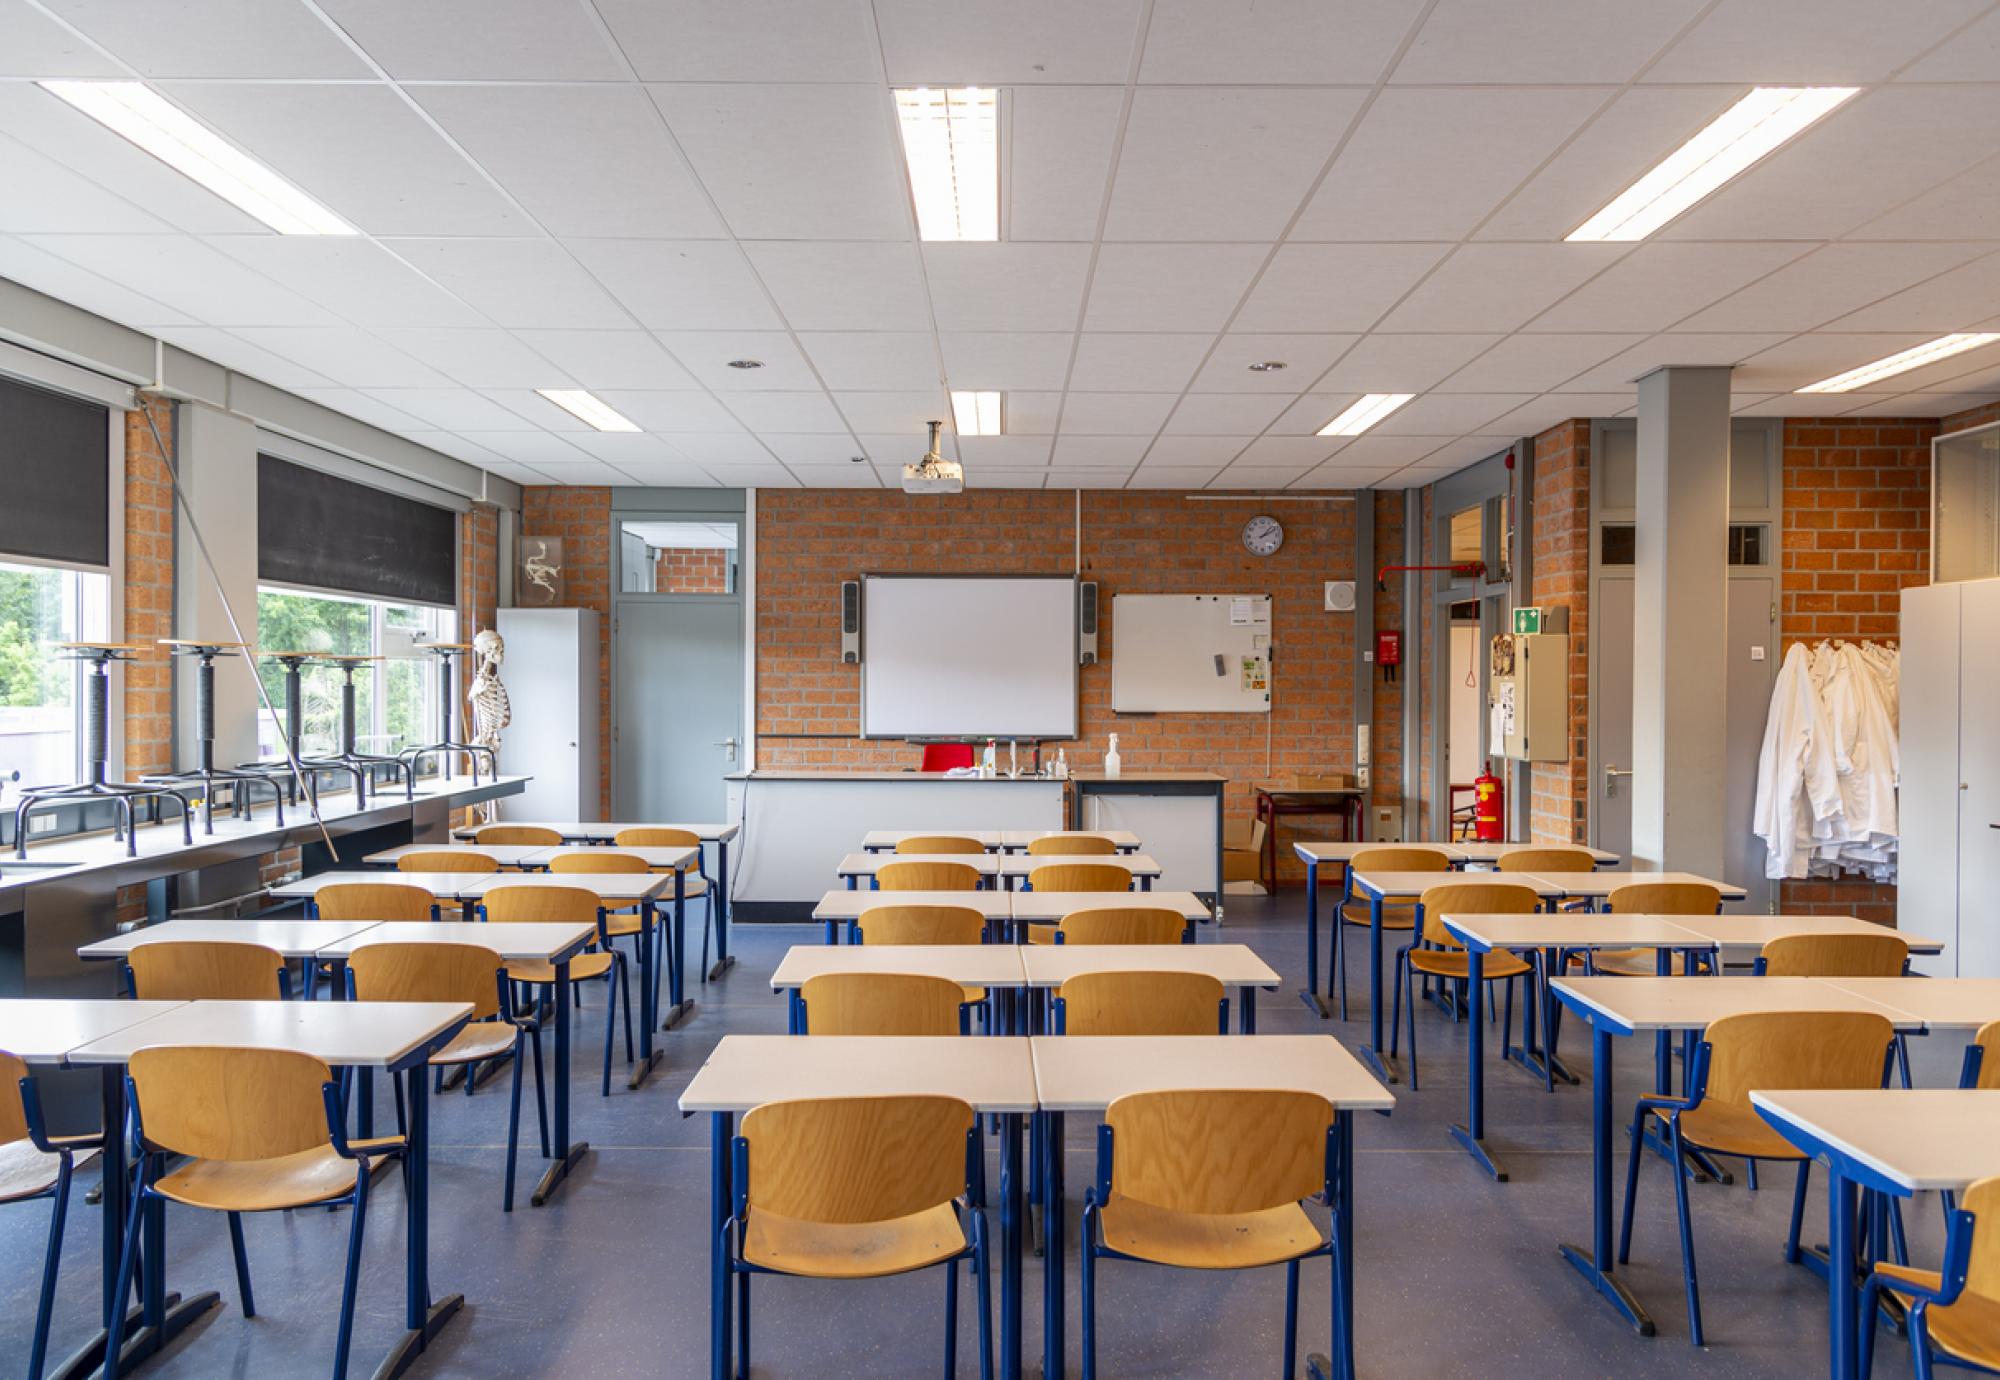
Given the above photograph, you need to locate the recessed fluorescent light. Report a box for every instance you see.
[39,80,353,236]
[950,390,1002,436]
[1566,87,1858,243]
[1318,394,1414,437]
[893,87,998,242]
[1796,333,2000,394]
[535,389,640,432]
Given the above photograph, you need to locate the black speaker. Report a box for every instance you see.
[1078,580,1099,665]
[840,580,861,663]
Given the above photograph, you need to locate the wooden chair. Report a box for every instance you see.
[1864,1176,2000,1377]
[1389,883,1539,1090]
[346,942,546,1211]
[1959,1020,2000,1091]
[1334,847,1451,1019]
[396,850,497,874]
[854,905,991,1025]
[126,940,289,1001]
[314,882,438,922]
[797,973,969,1036]
[1495,847,1596,873]
[108,1047,406,1380]
[1082,1089,1337,1376]
[474,825,563,847]
[482,884,632,1097]
[1028,834,1118,856]
[1053,972,1226,1035]
[726,1096,990,1377]
[550,852,656,1009]
[1588,882,1723,977]
[1024,865,1136,945]
[1,1050,101,1379]
[612,828,719,979]
[1058,907,1188,946]
[896,835,987,854]
[1618,1010,1896,1346]
[1755,932,1910,977]
[876,860,981,892]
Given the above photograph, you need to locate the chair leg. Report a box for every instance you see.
[1334,920,1348,1022]
[1080,1200,1099,1380]
[1786,1161,1810,1264]
[600,968,619,1098]
[334,1170,369,1380]
[1388,951,1405,1058]
[1747,1159,1759,1192]
[530,1026,550,1157]
[1619,1105,1649,1264]
[735,1266,750,1380]
[700,892,714,985]
[1910,1303,1936,1380]
[394,1070,409,1139]
[1669,1120,1704,1346]
[944,1256,960,1377]
[1501,976,1516,1062]
[1283,1258,1300,1379]
[972,1211,994,1380]
[1405,961,1421,1092]
[505,1038,525,1213]
[227,1210,256,1316]
[29,1156,73,1380]
[620,953,635,1063]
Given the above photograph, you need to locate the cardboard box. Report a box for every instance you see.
[1222,817,1267,883]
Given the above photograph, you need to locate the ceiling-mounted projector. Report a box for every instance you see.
[902,419,964,494]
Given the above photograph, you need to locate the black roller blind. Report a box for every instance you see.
[0,374,109,569]
[257,455,457,606]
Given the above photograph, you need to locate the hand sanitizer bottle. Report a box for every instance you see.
[1053,748,1068,780]
[983,739,997,778]
[1104,733,1122,779]
[1008,740,1018,779]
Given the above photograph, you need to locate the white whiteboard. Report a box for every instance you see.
[861,575,1078,739]
[1111,594,1272,713]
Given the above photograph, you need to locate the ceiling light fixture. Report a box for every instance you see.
[1247,361,1287,373]
[1567,87,1858,242]
[39,80,353,236]
[893,86,999,242]
[1796,333,2000,394]
[726,359,764,370]
[535,388,640,432]
[950,390,1003,436]
[1317,393,1414,437]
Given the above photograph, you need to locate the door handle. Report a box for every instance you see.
[1604,763,1633,797]
[714,736,738,763]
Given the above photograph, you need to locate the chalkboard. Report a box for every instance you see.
[257,455,457,607]
[0,374,108,569]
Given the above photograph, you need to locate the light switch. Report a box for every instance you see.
[1750,646,1766,661]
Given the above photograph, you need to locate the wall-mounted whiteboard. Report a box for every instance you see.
[861,574,1078,739]
[1111,594,1272,713]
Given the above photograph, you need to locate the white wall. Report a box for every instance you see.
[173,402,260,766]
[1447,622,1481,786]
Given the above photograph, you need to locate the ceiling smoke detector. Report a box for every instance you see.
[902,419,964,495]
[726,358,764,370]
[1247,361,1287,373]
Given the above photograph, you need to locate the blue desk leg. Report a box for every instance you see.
[1301,860,1328,1017]
[1000,1111,1023,1380]
[533,957,588,1205]
[1041,1109,1066,1380]
[709,839,735,979]
[630,900,663,1089]
[662,868,693,1029]
[1828,1171,1860,1380]
[1357,893,1395,1084]
[711,1111,734,1380]
[1450,948,1506,1181]
[378,1050,464,1380]
[1558,1024,1655,1335]
[1242,986,1257,1034]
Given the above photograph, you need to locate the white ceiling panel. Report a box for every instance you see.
[1293,88,1601,241]
[787,464,888,488]
[1051,436,1152,465]
[967,470,1049,489]
[1898,5,2000,80]
[1067,334,1214,392]
[202,237,488,329]
[1083,244,1266,332]
[289,387,425,433]
[1127,465,1222,488]
[369,328,565,389]
[512,330,695,391]
[1296,465,1397,490]
[923,243,1093,332]
[564,240,779,331]
[1052,393,1179,435]
[1824,252,2000,332]
[743,241,931,331]
[21,232,336,324]
[1372,393,1532,435]
[998,392,1061,434]
[314,0,626,80]
[1380,244,1627,332]
[1409,435,1517,470]
[595,391,746,433]
[381,239,632,329]
[557,432,692,465]
[152,326,332,388]
[363,388,536,432]
[856,431,938,462]
[1140,0,1422,84]
[1007,87,1125,242]
[1438,334,1645,392]
[1214,465,1311,488]
[1142,437,1254,467]
[720,392,848,434]
[1045,468,1135,488]
[1303,334,1505,399]
[45,0,370,78]
[454,430,592,465]
[1309,434,1450,467]
[595,0,879,81]
[1731,392,1887,418]
[0,0,122,76]
[1678,243,1997,333]
[874,0,1143,84]
[957,436,1055,467]
[664,435,780,467]
[762,436,869,466]
[0,134,168,233]
[938,333,1073,392]
[477,390,587,431]
[1161,394,1291,436]
[797,331,940,392]
[1104,87,1365,242]
[1559,333,1793,390]
[614,461,718,486]
[1393,0,1704,84]
[517,458,632,486]
[231,326,455,388]
[649,83,908,241]
[1188,334,1358,393]
[653,332,819,391]
[1644,0,1990,84]
[832,392,951,435]
[1528,242,1814,333]
[1730,334,1938,393]
[701,463,800,487]
[1231,243,1452,334]
[1855,155,2000,242]
[1481,396,1610,437]
[1851,344,2000,395]
[480,461,555,486]
[1233,436,1340,467]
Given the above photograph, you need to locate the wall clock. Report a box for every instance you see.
[1241,514,1284,557]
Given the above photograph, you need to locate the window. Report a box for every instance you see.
[619,520,739,594]
[0,560,108,789]
[253,588,456,760]
[1447,506,1482,565]
[1600,524,1636,566]
[1728,523,1768,567]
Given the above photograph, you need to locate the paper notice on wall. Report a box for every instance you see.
[1490,681,1517,744]
[1229,597,1266,626]
[1241,655,1268,692]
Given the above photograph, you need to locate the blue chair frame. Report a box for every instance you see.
[12,1073,101,1380]
[1859,1201,1993,1380]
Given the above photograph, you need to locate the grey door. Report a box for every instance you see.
[613,598,742,821]
[1593,575,1634,861]
[1723,575,1778,913]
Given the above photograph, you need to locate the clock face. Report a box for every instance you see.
[1242,514,1284,557]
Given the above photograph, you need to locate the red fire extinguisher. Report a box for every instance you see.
[1473,766,1505,842]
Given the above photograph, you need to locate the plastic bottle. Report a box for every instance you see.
[1104,733,1122,779]
[1007,740,1018,779]
[983,739,997,778]
[1053,749,1068,780]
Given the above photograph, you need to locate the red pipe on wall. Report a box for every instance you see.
[1375,561,1485,591]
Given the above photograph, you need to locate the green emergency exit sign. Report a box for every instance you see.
[1513,607,1543,635]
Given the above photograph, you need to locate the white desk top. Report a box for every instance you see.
[1008,891,1210,922]
[313,920,598,963]
[1666,914,1945,956]
[467,872,676,904]
[1294,841,1619,866]
[1553,976,1925,1034]
[269,871,478,900]
[1452,842,1622,865]
[1527,870,1748,901]
[678,1035,1038,1114]
[77,918,384,960]
[526,845,701,872]
[811,890,1014,921]
[998,831,1141,849]
[1021,944,1280,989]
[1752,1090,2000,1192]
[1442,913,1712,953]
[66,1000,473,1069]
[834,852,1002,877]
[996,853,1160,878]
[363,843,546,868]
[1029,1036,1396,1114]
[1351,870,1562,900]
[0,999,188,1064]
[454,820,738,843]
[1815,978,2000,1030]
[769,945,1028,989]
[861,830,1004,850]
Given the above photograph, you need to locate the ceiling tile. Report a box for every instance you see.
[1008,87,1124,242]
[1190,334,1357,392]
[1161,394,1291,436]
[938,334,1074,393]
[370,327,564,388]
[616,460,719,485]
[520,458,635,485]
[479,460,556,485]
[856,431,938,462]
[788,463,888,488]
[1067,333,1213,392]
[762,436,870,466]
[797,332,940,392]
[478,389,585,430]
[1311,434,1450,467]
[1140,0,1423,83]
[558,432,691,465]
[315,0,626,79]
[1482,396,1612,437]
[743,241,931,331]
[957,436,1055,467]
[1000,392,1061,435]
[1045,467,1135,489]
[380,239,633,329]
[596,0,878,81]
[1645,0,1990,83]
[289,387,426,433]
[1438,334,1645,392]
[1823,253,2000,333]
[722,392,848,433]
[874,0,1143,83]
[1126,465,1220,489]
[1233,436,1340,466]
[1214,464,1311,488]
[1394,0,1706,83]
[1310,334,1504,399]
[1528,242,1815,333]
[0,0,123,76]
[564,239,779,331]
[671,435,783,466]
[1559,333,1793,390]
[1732,392,1884,417]
[1053,392,1181,435]
[455,430,593,465]
[1084,244,1267,332]
[595,391,746,433]
[833,392,951,434]
[231,326,454,387]
[700,463,799,487]
[654,331,819,391]
[1899,5,2000,80]
[1410,434,1517,470]
[1678,243,1997,334]
[45,0,371,77]
[152,326,332,388]
[1729,334,1938,393]
[1234,244,1453,333]
[0,134,169,233]
[968,470,1049,489]
[1380,244,1626,333]
[1051,436,1151,465]
[1372,393,1532,435]
[1294,464,1396,490]
[202,237,488,329]
[1141,437,1254,467]
[924,243,1093,332]
[513,329,695,390]
[363,388,535,431]
[1854,154,2000,242]
[21,233,338,325]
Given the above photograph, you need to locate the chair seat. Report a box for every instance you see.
[1590,948,1696,977]
[743,1202,965,1279]
[1341,900,1416,931]
[1408,947,1531,981]
[651,874,708,897]
[431,1019,520,1066]
[155,1139,404,1212]
[602,910,644,938]
[0,1138,95,1204]
[961,985,987,1004]
[1878,1265,2000,1370]
[1027,923,1056,946]
[1101,1192,1324,1270]
[1654,1103,1804,1161]
[507,950,615,985]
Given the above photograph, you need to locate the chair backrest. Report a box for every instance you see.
[0,1051,29,1145]
[1700,1012,1894,1114]
[741,1095,972,1223]
[919,743,975,773]
[346,942,502,1020]
[1961,1177,2000,1304]
[129,1047,334,1162]
[1347,847,1451,877]
[614,827,699,849]
[550,850,650,875]
[1417,882,1542,947]
[1105,1089,1332,1215]
[799,973,965,1035]
[475,825,563,847]
[397,850,497,874]
[1605,882,1720,915]
[1059,971,1223,1035]
[1029,863,1131,893]
[1757,932,1909,978]
[1057,907,1187,945]
[1972,1021,2000,1090]
[1029,834,1118,856]
[1495,848,1596,873]
[315,882,436,924]
[127,940,286,1001]
[875,860,980,891]
[895,835,987,855]
[854,905,986,946]
[483,883,601,926]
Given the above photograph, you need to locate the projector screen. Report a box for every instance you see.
[861,574,1078,740]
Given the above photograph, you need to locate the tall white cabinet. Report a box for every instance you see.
[494,608,600,822]
[1900,577,2000,976]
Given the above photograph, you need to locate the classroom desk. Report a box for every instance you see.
[858,829,1145,853]
[1020,943,1277,1033]
[809,889,1014,946]
[76,916,383,968]
[769,944,1029,1033]
[69,1000,473,1380]
[0,999,189,1380]
[997,830,1142,852]
[1549,977,1922,1339]
[1005,890,1211,945]
[1253,785,1365,890]
[1029,1035,1393,1380]
[679,1035,1038,1380]
[1665,915,1946,962]
[1813,977,2000,1030]
[362,843,548,869]
[860,829,1006,851]
[1449,842,1622,867]
[995,853,1161,892]
[1526,870,1749,903]
[834,852,1003,888]
[1344,871,1563,1084]
[1752,1089,2000,1380]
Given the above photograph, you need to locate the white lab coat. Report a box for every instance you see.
[1753,643,1848,879]
[1812,642,1899,880]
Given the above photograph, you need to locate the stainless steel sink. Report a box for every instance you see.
[0,859,82,874]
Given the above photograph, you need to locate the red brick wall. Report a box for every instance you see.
[459,502,498,638]
[519,487,612,815]
[1368,492,1404,838]
[655,547,730,594]
[122,397,175,780]
[1942,400,2000,434]
[1528,420,1592,844]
